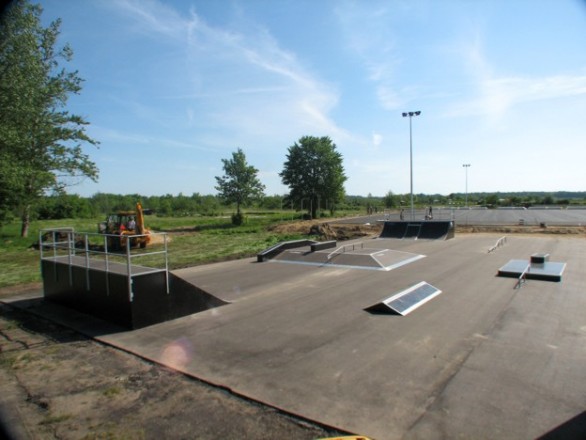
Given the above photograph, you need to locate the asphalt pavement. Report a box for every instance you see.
[336,207,586,226]
[6,233,586,439]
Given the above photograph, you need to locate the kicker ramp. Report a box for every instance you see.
[380,221,455,240]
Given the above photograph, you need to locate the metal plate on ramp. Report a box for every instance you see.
[365,281,442,315]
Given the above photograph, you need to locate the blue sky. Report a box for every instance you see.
[38,0,586,197]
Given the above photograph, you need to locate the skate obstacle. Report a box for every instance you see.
[379,221,455,240]
[498,253,566,283]
[365,282,442,315]
[39,229,227,329]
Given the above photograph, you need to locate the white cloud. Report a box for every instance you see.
[445,74,586,120]
[335,2,404,110]
[107,0,345,142]
[113,0,188,40]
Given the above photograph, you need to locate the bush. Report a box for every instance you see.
[231,212,246,225]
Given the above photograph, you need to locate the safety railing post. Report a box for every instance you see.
[85,233,90,291]
[164,234,169,294]
[126,237,133,302]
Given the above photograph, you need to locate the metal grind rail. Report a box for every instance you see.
[488,236,507,253]
[515,264,530,289]
[39,228,169,300]
[327,242,365,260]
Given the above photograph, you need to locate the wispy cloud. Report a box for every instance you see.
[104,0,344,141]
[447,36,586,121]
[113,0,188,40]
[334,2,406,110]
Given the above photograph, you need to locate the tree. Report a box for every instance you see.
[280,136,347,219]
[215,148,265,224]
[0,1,99,236]
[383,190,398,209]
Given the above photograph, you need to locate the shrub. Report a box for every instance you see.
[231,212,246,225]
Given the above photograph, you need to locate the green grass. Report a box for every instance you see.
[0,210,333,288]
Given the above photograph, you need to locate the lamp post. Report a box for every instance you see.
[462,163,471,208]
[402,111,421,220]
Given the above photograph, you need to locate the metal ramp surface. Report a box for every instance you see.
[365,281,442,315]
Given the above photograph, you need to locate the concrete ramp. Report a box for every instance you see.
[272,245,424,271]
[380,221,455,240]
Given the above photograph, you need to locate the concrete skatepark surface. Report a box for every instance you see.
[5,233,586,439]
[339,207,586,226]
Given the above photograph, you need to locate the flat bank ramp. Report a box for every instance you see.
[380,221,454,240]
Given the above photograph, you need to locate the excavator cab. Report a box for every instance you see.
[98,203,151,250]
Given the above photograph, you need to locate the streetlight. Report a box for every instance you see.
[402,110,421,220]
[462,164,471,208]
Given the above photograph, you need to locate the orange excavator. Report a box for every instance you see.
[98,202,151,250]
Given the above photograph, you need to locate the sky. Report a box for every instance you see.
[34,0,586,197]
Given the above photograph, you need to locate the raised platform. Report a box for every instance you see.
[41,256,227,329]
[272,244,425,271]
[497,258,566,282]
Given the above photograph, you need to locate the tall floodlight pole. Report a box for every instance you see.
[402,111,421,220]
[463,164,471,207]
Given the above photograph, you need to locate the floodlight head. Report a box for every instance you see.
[415,111,421,116]
[402,112,408,117]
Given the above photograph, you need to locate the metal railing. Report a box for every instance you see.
[488,236,507,253]
[327,242,364,260]
[39,228,169,300]
[515,264,530,289]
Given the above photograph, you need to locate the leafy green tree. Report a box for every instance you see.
[280,136,347,219]
[383,190,398,208]
[0,0,99,236]
[215,148,265,224]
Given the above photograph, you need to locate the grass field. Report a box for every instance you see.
[0,210,343,289]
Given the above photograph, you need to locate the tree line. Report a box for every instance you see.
[16,190,584,224]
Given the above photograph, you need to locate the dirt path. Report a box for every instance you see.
[0,294,345,440]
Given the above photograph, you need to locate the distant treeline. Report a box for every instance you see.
[14,191,583,221]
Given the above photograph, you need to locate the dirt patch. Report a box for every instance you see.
[269,219,382,241]
[0,302,347,439]
[271,219,586,241]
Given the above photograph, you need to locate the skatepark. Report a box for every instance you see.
[5,210,586,439]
